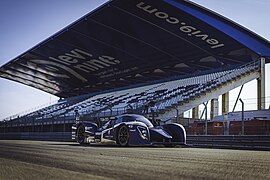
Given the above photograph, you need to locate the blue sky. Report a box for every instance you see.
[0,0,269,119]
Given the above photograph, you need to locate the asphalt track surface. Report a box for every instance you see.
[0,140,269,180]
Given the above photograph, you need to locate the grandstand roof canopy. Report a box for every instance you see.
[1,0,270,98]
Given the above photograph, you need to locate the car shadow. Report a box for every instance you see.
[47,142,187,148]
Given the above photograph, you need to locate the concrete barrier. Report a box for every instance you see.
[187,135,270,150]
[1,133,270,150]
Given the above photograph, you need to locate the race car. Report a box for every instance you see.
[72,114,186,147]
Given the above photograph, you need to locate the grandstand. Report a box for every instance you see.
[0,0,270,138]
[0,58,265,136]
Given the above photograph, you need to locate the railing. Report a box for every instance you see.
[1,100,59,121]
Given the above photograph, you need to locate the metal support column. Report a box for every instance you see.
[192,106,199,119]
[210,98,219,119]
[222,92,229,114]
[257,58,265,110]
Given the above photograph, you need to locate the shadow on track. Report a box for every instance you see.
[46,142,188,148]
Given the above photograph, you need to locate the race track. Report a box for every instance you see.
[0,140,269,180]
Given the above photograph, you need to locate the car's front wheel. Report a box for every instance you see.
[77,125,86,145]
[116,125,130,147]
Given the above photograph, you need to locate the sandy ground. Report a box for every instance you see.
[0,140,269,180]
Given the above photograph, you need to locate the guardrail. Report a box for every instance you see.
[187,135,270,150]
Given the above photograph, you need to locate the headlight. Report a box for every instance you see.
[137,126,148,140]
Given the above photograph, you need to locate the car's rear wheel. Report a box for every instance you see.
[77,125,86,145]
[116,125,129,147]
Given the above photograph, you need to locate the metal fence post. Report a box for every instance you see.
[203,102,208,135]
[239,98,244,135]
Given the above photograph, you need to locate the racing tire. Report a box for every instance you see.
[116,125,130,147]
[77,125,86,145]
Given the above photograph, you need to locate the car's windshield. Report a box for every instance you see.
[102,115,153,129]
[121,114,153,128]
